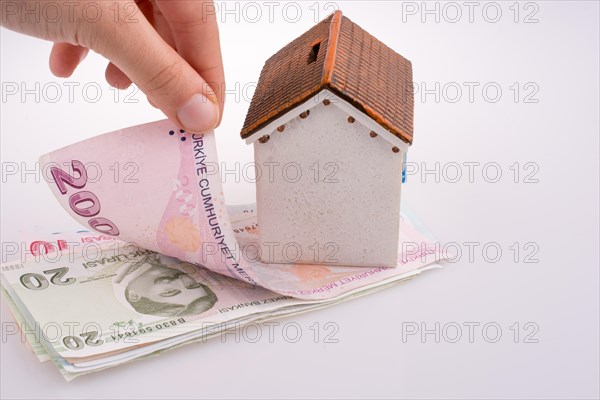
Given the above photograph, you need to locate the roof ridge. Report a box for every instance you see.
[321,10,343,86]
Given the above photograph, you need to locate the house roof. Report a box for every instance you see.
[240,10,414,144]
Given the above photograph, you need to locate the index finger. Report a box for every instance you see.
[155,0,225,124]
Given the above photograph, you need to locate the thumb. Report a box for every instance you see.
[87,9,220,133]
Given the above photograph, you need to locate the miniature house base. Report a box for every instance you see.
[248,91,408,268]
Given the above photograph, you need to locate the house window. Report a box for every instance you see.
[307,41,321,64]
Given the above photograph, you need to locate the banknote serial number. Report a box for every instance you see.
[62,318,188,351]
[1,263,24,272]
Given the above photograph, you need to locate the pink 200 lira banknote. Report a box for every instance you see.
[39,120,449,300]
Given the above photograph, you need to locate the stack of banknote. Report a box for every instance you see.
[1,121,448,380]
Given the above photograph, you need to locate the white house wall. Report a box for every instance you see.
[253,100,403,267]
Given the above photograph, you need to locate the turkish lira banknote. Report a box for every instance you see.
[37,120,448,299]
[1,120,449,380]
[1,214,439,380]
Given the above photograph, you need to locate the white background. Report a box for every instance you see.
[1,1,599,398]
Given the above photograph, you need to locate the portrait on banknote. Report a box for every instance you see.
[113,253,218,317]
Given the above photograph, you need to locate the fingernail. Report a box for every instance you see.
[177,94,219,132]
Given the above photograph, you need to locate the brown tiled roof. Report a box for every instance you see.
[240,10,414,144]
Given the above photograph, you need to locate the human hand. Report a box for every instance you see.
[1,0,224,133]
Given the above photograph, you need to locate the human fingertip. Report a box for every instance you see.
[176,94,220,133]
[49,44,88,78]
[105,63,132,89]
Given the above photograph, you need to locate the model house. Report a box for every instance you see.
[241,10,414,267]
